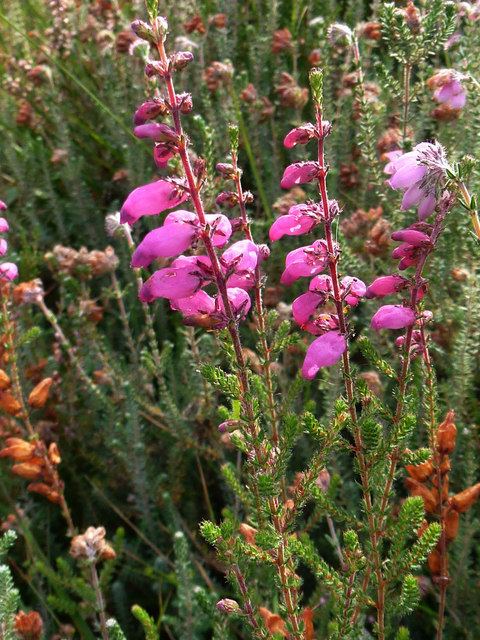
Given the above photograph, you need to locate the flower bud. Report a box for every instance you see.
[171,51,194,71]
[177,92,193,113]
[144,61,168,78]
[218,419,239,433]
[427,549,442,576]
[12,462,43,480]
[216,599,241,614]
[28,482,61,504]
[28,377,53,408]
[130,20,154,42]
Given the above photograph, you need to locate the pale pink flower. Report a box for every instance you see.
[429,69,467,109]
[385,142,449,221]
[0,239,7,256]
[0,218,8,233]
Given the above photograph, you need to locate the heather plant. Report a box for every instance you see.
[0,1,479,640]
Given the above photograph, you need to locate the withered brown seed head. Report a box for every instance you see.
[70,526,116,562]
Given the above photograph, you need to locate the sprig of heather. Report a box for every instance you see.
[362,142,457,636]
[123,16,304,636]
[271,68,388,637]
[216,125,279,444]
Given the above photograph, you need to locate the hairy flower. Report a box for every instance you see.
[280,162,320,189]
[428,69,467,109]
[70,526,116,562]
[385,142,450,220]
[120,180,188,225]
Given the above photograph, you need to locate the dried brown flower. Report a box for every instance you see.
[70,526,116,562]
[14,610,43,640]
[204,61,233,92]
[275,73,308,110]
[271,28,292,54]
[184,15,206,34]
[28,378,53,409]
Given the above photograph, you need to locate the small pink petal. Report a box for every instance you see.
[0,239,7,256]
[171,290,215,316]
[302,331,346,379]
[388,164,426,189]
[0,217,9,232]
[417,194,436,220]
[205,213,232,247]
[283,123,317,148]
[371,305,416,330]
[292,291,324,326]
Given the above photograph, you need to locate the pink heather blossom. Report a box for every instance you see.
[222,240,260,290]
[131,216,197,268]
[172,290,215,316]
[0,218,9,233]
[0,262,18,282]
[134,123,178,142]
[0,239,7,256]
[309,274,333,293]
[221,287,251,317]
[385,142,449,220]
[139,266,202,302]
[269,203,322,241]
[133,100,166,125]
[390,229,431,246]
[366,275,409,298]
[283,123,318,148]
[280,162,320,189]
[371,305,416,331]
[430,70,467,109]
[153,144,175,168]
[280,240,332,285]
[0,201,6,211]
[302,331,347,379]
[120,180,188,225]
[340,276,366,306]
[391,243,422,270]
[292,291,328,330]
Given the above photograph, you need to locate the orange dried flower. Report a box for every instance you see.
[240,83,258,104]
[360,21,382,40]
[0,392,22,416]
[275,72,308,110]
[204,61,233,92]
[427,549,442,576]
[436,410,456,454]
[28,482,61,504]
[28,377,53,409]
[431,104,461,122]
[238,522,257,544]
[444,509,460,542]
[12,279,44,305]
[184,15,206,34]
[11,461,43,480]
[405,460,434,483]
[405,478,438,512]
[302,607,315,640]
[0,369,11,390]
[14,610,43,640]
[259,607,287,637]
[450,483,480,513]
[308,49,321,67]
[209,13,227,28]
[48,442,61,465]
[271,28,292,54]
[115,30,135,54]
[0,437,35,462]
[70,526,116,562]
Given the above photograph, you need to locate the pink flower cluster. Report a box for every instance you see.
[119,33,263,329]
[366,142,450,338]
[0,201,18,283]
[271,124,365,379]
